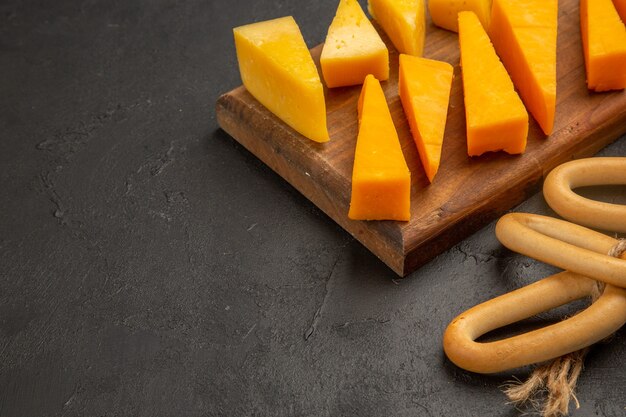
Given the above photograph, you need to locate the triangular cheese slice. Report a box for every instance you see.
[321,0,389,88]
[458,11,528,156]
[490,0,558,135]
[233,16,329,142]
[580,0,626,91]
[368,0,425,56]
[349,75,411,221]
[399,54,453,182]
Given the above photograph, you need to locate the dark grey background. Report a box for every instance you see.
[1,0,625,416]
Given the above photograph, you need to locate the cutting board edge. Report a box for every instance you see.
[400,166,544,275]
[216,87,626,278]
[216,92,407,275]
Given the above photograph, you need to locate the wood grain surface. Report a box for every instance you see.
[216,0,626,276]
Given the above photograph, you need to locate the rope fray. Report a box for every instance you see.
[503,239,626,417]
[503,349,586,417]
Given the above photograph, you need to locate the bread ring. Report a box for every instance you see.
[443,157,626,374]
[443,271,626,373]
[495,213,626,288]
[543,157,626,233]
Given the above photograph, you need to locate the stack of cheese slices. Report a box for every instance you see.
[233,0,626,221]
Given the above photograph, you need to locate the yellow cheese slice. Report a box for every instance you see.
[368,0,425,56]
[349,75,411,221]
[399,54,453,182]
[580,0,626,91]
[490,0,558,135]
[458,11,528,156]
[428,0,492,33]
[233,16,329,142]
[321,0,389,88]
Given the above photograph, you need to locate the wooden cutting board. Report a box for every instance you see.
[216,0,626,276]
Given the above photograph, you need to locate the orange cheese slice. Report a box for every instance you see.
[428,0,492,33]
[398,54,453,182]
[490,0,557,135]
[614,0,626,23]
[349,75,411,221]
[580,0,626,91]
[321,0,389,88]
[458,11,528,156]
[368,0,425,56]
[233,16,329,143]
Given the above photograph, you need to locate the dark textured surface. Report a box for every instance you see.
[1,1,625,416]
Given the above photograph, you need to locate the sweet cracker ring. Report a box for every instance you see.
[544,157,626,233]
[443,157,626,374]
[443,271,626,373]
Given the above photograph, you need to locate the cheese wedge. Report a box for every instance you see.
[368,0,425,56]
[321,0,389,88]
[349,75,411,221]
[580,0,626,91]
[428,0,492,33]
[233,16,329,142]
[490,0,557,135]
[398,54,453,182]
[458,11,528,156]
[614,0,626,23]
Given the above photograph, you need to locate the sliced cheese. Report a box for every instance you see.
[489,0,557,135]
[368,0,425,56]
[349,75,411,221]
[233,16,329,142]
[458,11,528,156]
[398,54,453,182]
[321,0,389,88]
[580,0,626,91]
[428,0,492,33]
